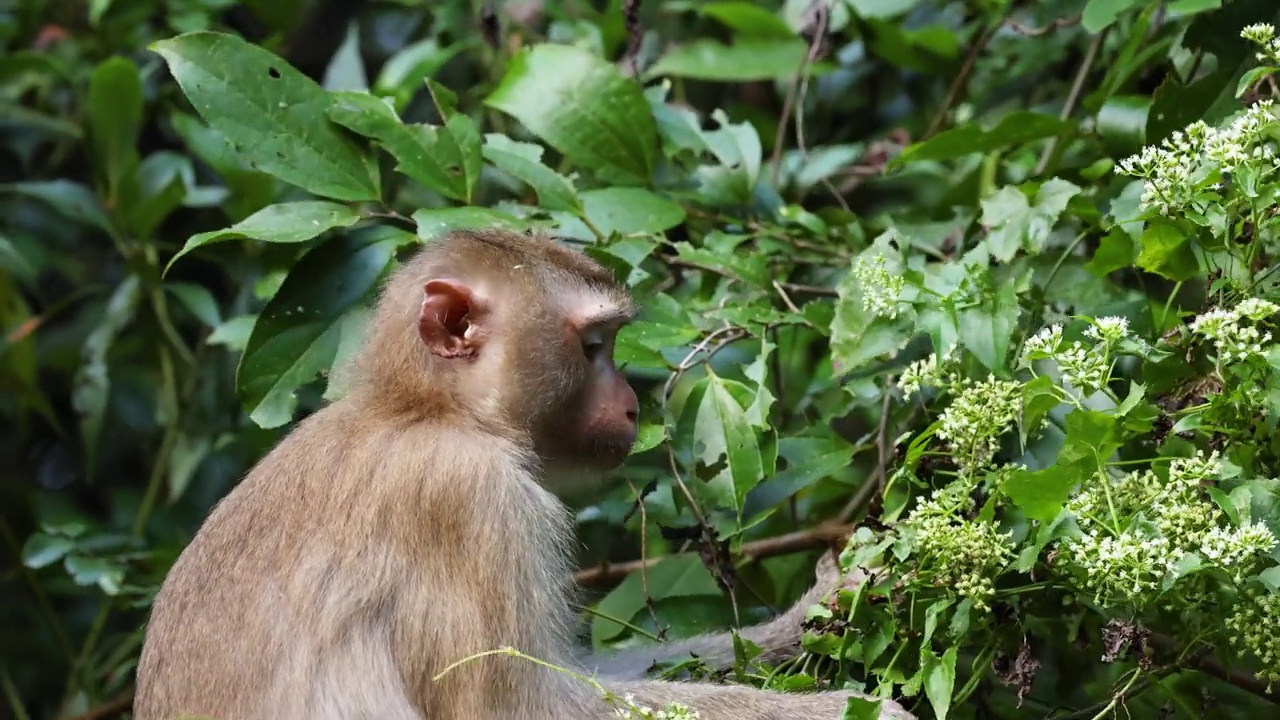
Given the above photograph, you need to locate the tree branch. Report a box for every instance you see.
[574,523,856,588]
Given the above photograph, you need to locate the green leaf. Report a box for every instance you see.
[1237,65,1280,98]
[328,90,478,202]
[924,646,958,720]
[1136,218,1199,281]
[237,227,410,428]
[0,180,114,236]
[743,435,856,521]
[481,134,582,213]
[647,38,811,82]
[22,533,74,569]
[842,696,885,720]
[591,554,721,642]
[150,31,380,202]
[87,56,142,199]
[487,44,657,185]
[167,201,361,273]
[166,282,222,328]
[893,112,1071,167]
[1004,465,1082,522]
[374,38,470,111]
[1097,96,1150,154]
[693,374,766,519]
[64,555,125,595]
[72,276,142,481]
[1085,228,1137,276]
[580,187,686,236]
[1082,0,1144,34]
[981,180,1081,262]
[959,280,1020,374]
[1259,566,1280,593]
[849,0,923,18]
[700,2,796,38]
[167,432,212,500]
[412,207,524,242]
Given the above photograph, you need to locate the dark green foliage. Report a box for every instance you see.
[4,1,1280,719]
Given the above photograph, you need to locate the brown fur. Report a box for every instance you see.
[133,230,913,720]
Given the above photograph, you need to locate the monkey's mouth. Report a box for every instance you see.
[588,436,636,467]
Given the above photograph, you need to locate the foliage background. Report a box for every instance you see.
[4,0,1280,719]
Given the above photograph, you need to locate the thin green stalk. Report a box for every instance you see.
[0,667,31,720]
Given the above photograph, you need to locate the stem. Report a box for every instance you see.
[432,646,606,694]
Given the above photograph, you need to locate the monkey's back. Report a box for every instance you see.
[133,404,376,720]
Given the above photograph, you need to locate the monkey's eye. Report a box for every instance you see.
[581,332,606,360]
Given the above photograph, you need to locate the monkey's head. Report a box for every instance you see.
[356,230,640,479]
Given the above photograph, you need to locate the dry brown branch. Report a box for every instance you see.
[574,522,856,587]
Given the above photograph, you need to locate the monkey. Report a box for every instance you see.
[133,229,914,720]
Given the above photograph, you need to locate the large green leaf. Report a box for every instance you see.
[237,227,413,428]
[86,56,142,200]
[590,554,722,643]
[482,134,582,213]
[486,43,657,186]
[167,201,363,272]
[893,112,1071,167]
[647,38,811,81]
[958,279,1020,375]
[150,31,381,202]
[690,373,766,519]
[328,91,478,202]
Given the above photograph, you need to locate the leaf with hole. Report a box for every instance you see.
[150,31,381,202]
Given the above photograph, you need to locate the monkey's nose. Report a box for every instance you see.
[625,408,638,423]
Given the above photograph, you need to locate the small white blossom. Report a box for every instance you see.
[1057,341,1111,393]
[1086,316,1130,344]
[852,254,905,319]
[1226,590,1280,687]
[904,482,1013,612]
[1243,23,1280,64]
[935,376,1023,470]
[1189,299,1277,364]
[899,354,941,396]
[1020,324,1063,364]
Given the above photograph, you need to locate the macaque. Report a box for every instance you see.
[133,230,913,720]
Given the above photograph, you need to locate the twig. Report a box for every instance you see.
[769,0,830,186]
[574,523,856,587]
[838,392,894,522]
[779,282,837,298]
[1034,29,1105,176]
[924,24,996,139]
[1003,14,1081,37]
[1146,633,1278,703]
[626,479,666,639]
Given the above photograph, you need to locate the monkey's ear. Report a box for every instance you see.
[419,279,483,359]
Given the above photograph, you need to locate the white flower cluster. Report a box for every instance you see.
[1085,316,1129,345]
[1242,23,1280,64]
[1189,297,1279,364]
[1225,589,1280,688]
[1066,530,1177,606]
[935,375,1023,470]
[1200,523,1277,578]
[1064,452,1277,606]
[905,482,1013,612]
[852,253,905,319]
[1116,101,1280,213]
[1019,317,1128,392]
[1020,324,1063,362]
[899,353,941,396]
[613,695,700,719]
